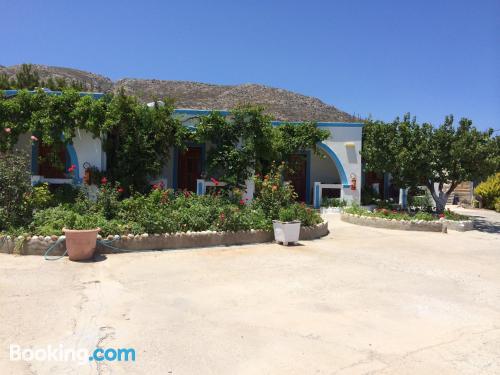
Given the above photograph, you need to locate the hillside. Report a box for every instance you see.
[0,64,357,122]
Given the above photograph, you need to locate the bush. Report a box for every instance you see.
[27,183,54,210]
[343,205,468,222]
[321,197,347,208]
[475,173,500,210]
[495,198,500,213]
[12,178,322,236]
[253,163,297,220]
[278,203,322,226]
[409,190,434,211]
[0,152,32,229]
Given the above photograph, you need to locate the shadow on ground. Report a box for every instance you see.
[472,217,500,234]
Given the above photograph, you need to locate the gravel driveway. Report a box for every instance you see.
[1,213,499,374]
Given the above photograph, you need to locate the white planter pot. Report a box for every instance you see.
[272,220,301,246]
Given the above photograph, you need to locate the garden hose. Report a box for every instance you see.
[43,237,153,261]
[43,236,67,261]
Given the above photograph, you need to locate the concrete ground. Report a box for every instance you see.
[0,211,499,375]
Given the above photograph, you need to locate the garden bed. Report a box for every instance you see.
[0,222,329,256]
[341,208,473,232]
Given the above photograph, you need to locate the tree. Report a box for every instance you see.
[103,92,188,192]
[0,74,11,90]
[14,64,40,89]
[361,114,500,212]
[195,105,329,187]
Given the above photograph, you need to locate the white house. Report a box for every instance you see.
[8,90,363,206]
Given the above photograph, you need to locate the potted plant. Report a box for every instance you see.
[273,206,301,246]
[63,227,101,261]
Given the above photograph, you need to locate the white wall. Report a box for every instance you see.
[71,129,104,180]
[310,149,341,184]
[321,126,363,203]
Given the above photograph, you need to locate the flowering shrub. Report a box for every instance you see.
[278,203,322,226]
[344,205,468,221]
[475,173,500,210]
[253,163,297,220]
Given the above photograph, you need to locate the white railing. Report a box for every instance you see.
[313,182,343,208]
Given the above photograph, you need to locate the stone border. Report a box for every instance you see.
[0,222,329,256]
[341,212,473,232]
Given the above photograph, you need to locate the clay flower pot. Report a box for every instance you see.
[63,228,101,261]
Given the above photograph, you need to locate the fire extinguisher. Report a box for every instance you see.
[350,173,357,190]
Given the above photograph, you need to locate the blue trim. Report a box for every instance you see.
[2,89,104,99]
[272,121,364,127]
[66,143,81,183]
[314,183,320,209]
[196,180,203,195]
[174,109,230,116]
[317,142,349,187]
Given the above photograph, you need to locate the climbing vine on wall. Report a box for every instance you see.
[1,89,329,192]
[0,89,188,192]
[195,105,329,186]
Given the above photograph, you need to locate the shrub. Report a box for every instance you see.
[27,183,54,210]
[495,198,500,213]
[409,190,434,211]
[254,163,297,220]
[278,203,322,226]
[321,197,347,208]
[475,173,500,210]
[0,152,32,229]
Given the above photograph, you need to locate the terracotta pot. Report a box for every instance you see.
[63,228,100,261]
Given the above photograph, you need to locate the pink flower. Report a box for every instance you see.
[152,184,159,190]
[101,177,108,184]
[117,187,124,193]
[67,164,76,173]
[439,213,445,219]
[30,135,38,142]
[210,177,219,186]
[4,128,11,133]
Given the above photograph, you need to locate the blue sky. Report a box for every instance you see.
[2,0,499,130]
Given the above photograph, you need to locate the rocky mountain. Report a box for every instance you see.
[1,64,357,122]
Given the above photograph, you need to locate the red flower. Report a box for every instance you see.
[117,187,124,193]
[183,190,191,198]
[152,184,159,190]
[101,177,108,184]
[439,213,445,218]
[239,199,245,205]
[210,177,219,186]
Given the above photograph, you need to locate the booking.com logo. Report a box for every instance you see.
[10,344,136,363]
